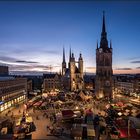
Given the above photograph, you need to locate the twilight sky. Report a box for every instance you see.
[0,1,140,75]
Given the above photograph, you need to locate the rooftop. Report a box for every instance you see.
[0,76,14,81]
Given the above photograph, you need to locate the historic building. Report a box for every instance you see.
[43,73,62,92]
[95,12,113,99]
[62,48,84,91]
[84,74,95,90]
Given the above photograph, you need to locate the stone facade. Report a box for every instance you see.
[62,48,84,91]
[95,12,113,99]
[43,73,61,92]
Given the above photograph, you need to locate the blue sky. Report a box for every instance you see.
[0,1,140,74]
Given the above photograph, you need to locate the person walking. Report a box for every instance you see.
[46,125,50,131]
[105,128,111,140]
[60,128,64,136]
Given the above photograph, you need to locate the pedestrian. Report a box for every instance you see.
[46,113,48,118]
[61,128,64,136]
[105,130,111,140]
[46,125,50,131]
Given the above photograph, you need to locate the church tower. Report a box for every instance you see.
[78,53,83,78]
[78,53,84,89]
[70,52,76,91]
[95,12,113,99]
[62,47,66,75]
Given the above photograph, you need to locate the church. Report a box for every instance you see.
[95,12,113,99]
[61,12,113,97]
[62,48,84,91]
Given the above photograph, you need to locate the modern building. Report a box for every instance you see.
[43,73,61,92]
[22,75,43,91]
[95,12,113,99]
[0,77,27,112]
[0,66,9,76]
[114,74,140,95]
[27,79,33,93]
[62,48,84,91]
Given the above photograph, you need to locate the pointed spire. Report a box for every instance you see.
[96,40,98,49]
[110,40,112,49]
[100,11,108,49]
[72,52,74,58]
[63,46,66,63]
[101,11,107,38]
[102,11,106,33]
[69,46,71,62]
[79,52,83,60]
[80,53,82,57]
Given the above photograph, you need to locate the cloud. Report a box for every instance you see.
[0,43,60,58]
[16,60,38,64]
[0,56,17,62]
[10,63,61,72]
[0,55,60,73]
[0,55,39,65]
[126,56,140,60]
[9,64,50,70]
[44,50,59,54]
[85,67,96,73]
[9,71,44,76]
[136,67,140,69]
[85,67,96,70]
[115,68,132,70]
[131,61,140,63]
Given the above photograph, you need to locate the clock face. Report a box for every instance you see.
[99,48,103,53]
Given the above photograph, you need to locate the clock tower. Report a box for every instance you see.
[95,12,113,99]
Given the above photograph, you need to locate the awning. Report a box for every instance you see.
[119,128,139,139]
[87,128,95,137]
[34,101,42,106]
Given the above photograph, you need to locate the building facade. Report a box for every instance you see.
[43,73,61,92]
[0,66,9,76]
[114,74,140,95]
[27,79,33,94]
[0,77,27,112]
[84,74,95,90]
[95,12,113,99]
[62,48,84,91]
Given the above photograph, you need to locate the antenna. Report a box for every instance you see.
[49,65,53,74]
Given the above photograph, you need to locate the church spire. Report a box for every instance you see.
[69,47,71,62]
[63,47,66,63]
[100,11,108,49]
[96,40,98,49]
[79,52,83,60]
[101,11,107,39]
[102,11,106,34]
[110,40,112,49]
